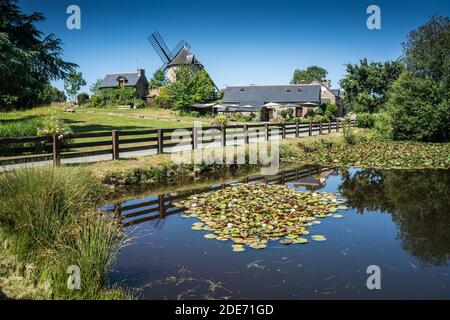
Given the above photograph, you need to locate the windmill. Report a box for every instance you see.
[148,31,213,86]
[147,31,191,71]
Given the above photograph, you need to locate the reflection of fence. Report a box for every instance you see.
[0,120,355,166]
[114,166,335,228]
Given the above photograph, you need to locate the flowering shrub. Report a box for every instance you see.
[211,115,228,127]
[37,111,72,136]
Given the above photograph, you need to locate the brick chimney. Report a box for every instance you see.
[321,79,329,87]
[137,69,145,77]
[299,79,306,84]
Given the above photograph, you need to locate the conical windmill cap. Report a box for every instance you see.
[167,47,203,68]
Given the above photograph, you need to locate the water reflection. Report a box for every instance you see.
[108,166,450,299]
[111,166,333,229]
[339,169,450,266]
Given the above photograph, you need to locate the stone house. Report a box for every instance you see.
[98,69,149,99]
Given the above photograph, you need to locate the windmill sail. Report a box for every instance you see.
[148,31,173,65]
[171,40,191,57]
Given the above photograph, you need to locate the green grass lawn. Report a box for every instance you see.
[0,105,211,134]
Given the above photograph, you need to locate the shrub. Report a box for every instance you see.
[280,108,294,121]
[356,113,375,128]
[373,112,393,140]
[132,98,146,109]
[315,108,324,116]
[293,117,302,124]
[387,71,449,142]
[211,115,228,127]
[36,111,72,136]
[313,115,326,122]
[343,126,358,145]
[242,115,253,122]
[77,92,90,105]
[190,111,200,117]
[305,109,315,118]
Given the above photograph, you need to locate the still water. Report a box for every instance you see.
[107,166,450,299]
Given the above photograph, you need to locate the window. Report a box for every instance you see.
[240,88,245,91]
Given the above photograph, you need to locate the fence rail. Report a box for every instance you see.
[0,120,355,166]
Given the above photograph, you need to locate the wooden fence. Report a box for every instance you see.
[0,120,355,166]
[112,165,335,228]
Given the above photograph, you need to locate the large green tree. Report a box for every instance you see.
[291,65,328,85]
[402,14,450,87]
[339,59,404,113]
[156,65,215,111]
[0,0,76,110]
[387,15,450,142]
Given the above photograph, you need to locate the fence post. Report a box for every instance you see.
[112,130,120,160]
[281,124,286,139]
[221,126,226,147]
[52,134,61,167]
[295,123,299,138]
[192,126,198,150]
[243,124,249,144]
[319,122,323,135]
[157,128,164,154]
[309,121,312,136]
[336,119,340,132]
[265,123,270,141]
[328,120,331,134]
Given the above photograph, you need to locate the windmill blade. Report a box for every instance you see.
[147,31,173,64]
[171,40,191,57]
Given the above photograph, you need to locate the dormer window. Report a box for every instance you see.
[240,88,245,91]
[286,89,291,93]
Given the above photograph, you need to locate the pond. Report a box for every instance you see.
[106,166,450,299]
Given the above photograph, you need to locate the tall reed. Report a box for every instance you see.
[0,167,127,299]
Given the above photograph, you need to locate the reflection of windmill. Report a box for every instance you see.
[148,31,205,82]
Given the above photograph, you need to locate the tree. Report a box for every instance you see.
[155,65,215,111]
[0,0,76,110]
[339,59,404,113]
[90,79,102,96]
[291,65,328,84]
[149,68,167,89]
[36,84,66,105]
[387,15,450,142]
[64,70,86,103]
[387,71,449,142]
[402,14,450,87]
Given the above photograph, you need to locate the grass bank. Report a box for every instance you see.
[0,167,129,299]
[279,130,450,169]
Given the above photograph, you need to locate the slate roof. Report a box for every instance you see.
[330,89,344,98]
[222,84,321,110]
[98,72,146,88]
[166,47,203,68]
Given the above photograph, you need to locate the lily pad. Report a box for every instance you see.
[311,235,327,241]
[174,183,344,251]
[292,238,308,244]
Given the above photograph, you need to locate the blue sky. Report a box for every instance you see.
[20,0,450,93]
